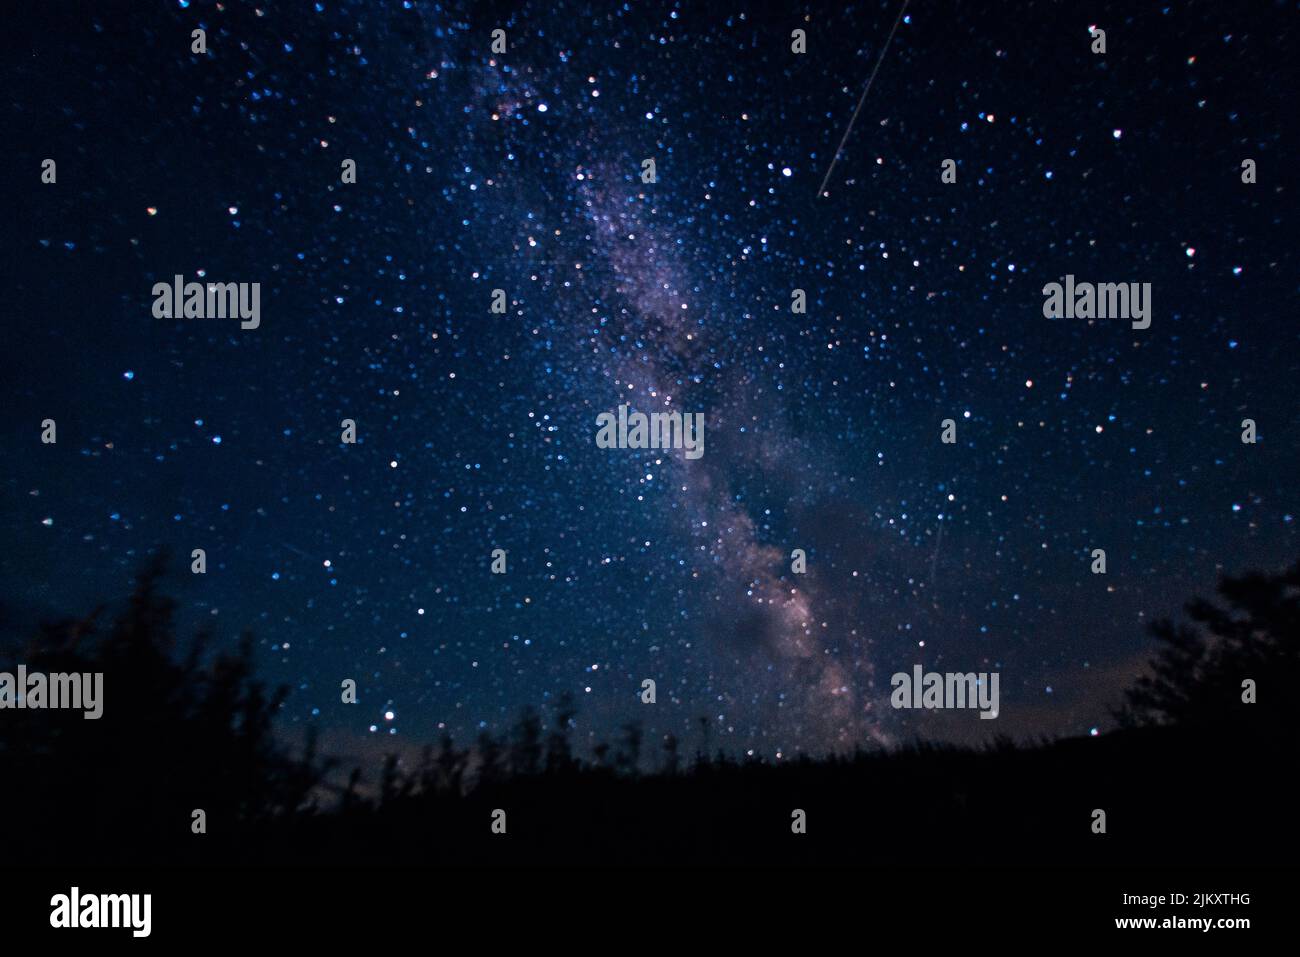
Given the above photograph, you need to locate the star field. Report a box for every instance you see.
[5,0,1296,763]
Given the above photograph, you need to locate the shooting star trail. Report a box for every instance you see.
[815,0,911,200]
[928,518,944,590]
[280,541,314,560]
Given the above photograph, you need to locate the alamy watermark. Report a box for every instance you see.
[1042,274,1150,330]
[152,274,261,330]
[0,665,103,719]
[50,887,151,937]
[595,404,705,459]
[890,666,999,719]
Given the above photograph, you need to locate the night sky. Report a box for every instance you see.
[5,0,1296,767]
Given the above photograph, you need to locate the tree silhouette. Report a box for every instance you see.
[0,551,329,864]
[544,691,577,773]
[510,706,543,777]
[1117,561,1299,729]
[476,730,505,789]
[661,732,680,775]
[5,554,1296,868]
[615,719,642,775]
[434,732,470,794]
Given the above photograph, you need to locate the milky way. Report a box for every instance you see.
[5,0,1295,764]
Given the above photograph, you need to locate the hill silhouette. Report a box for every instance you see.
[3,555,1295,867]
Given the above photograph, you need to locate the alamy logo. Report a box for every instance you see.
[890,666,1000,719]
[50,887,151,937]
[0,665,103,719]
[595,404,705,459]
[152,274,261,329]
[1042,274,1151,330]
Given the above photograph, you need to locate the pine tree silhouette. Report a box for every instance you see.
[1117,561,1299,729]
